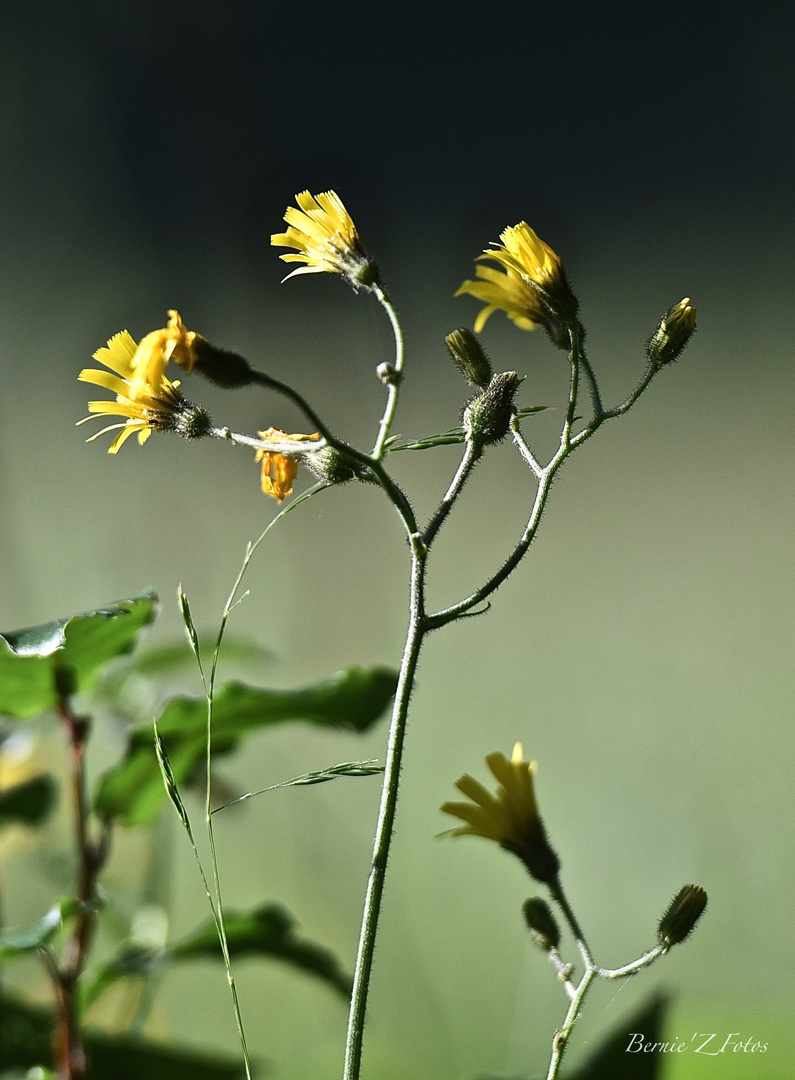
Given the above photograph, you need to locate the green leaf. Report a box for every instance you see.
[171,903,352,998]
[94,666,397,827]
[565,992,668,1080]
[0,901,78,961]
[0,593,157,718]
[79,945,162,1013]
[0,991,247,1079]
[0,776,56,828]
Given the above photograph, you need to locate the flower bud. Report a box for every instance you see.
[657,884,707,947]
[190,339,254,388]
[445,328,493,388]
[300,445,367,486]
[463,372,521,448]
[646,298,697,369]
[522,897,561,951]
[376,362,399,386]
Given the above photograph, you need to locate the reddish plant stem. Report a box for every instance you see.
[50,695,111,1080]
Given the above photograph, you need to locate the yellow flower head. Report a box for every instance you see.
[441,743,560,883]
[78,329,192,453]
[255,427,321,502]
[271,190,379,289]
[456,222,578,348]
[126,310,204,396]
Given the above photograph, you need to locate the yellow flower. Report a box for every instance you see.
[271,190,379,288]
[456,222,578,348]
[126,310,203,396]
[441,742,560,883]
[255,427,321,501]
[77,329,187,453]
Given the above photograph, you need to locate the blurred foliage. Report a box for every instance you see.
[96,667,398,826]
[0,991,247,1079]
[0,595,398,1076]
[0,775,56,828]
[171,902,353,998]
[0,594,157,718]
[565,993,667,1080]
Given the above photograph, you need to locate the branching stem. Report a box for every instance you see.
[543,876,668,1079]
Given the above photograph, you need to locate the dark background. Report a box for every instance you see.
[1,4,793,1080]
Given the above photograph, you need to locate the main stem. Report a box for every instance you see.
[53,697,109,1080]
[343,538,427,1080]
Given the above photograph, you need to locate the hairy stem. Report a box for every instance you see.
[343,537,427,1080]
[546,968,596,1080]
[422,441,481,547]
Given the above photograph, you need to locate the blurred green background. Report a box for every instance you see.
[0,3,793,1078]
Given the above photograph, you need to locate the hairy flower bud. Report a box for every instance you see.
[657,884,708,947]
[445,328,493,388]
[301,445,367,486]
[191,339,254,388]
[463,372,521,448]
[647,298,697,369]
[523,897,561,951]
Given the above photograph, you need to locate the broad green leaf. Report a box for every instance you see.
[0,991,247,1078]
[94,666,397,826]
[171,903,352,998]
[0,900,78,961]
[565,992,668,1080]
[0,593,157,718]
[0,776,56,828]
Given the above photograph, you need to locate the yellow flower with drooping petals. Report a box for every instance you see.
[77,329,186,453]
[456,222,578,348]
[441,742,560,883]
[271,191,379,288]
[126,310,204,396]
[255,427,321,501]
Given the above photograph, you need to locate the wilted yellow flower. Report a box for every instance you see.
[126,310,204,396]
[78,329,188,453]
[441,742,560,883]
[255,427,321,501]
[456,222,578,348]
[271,190,379,288]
